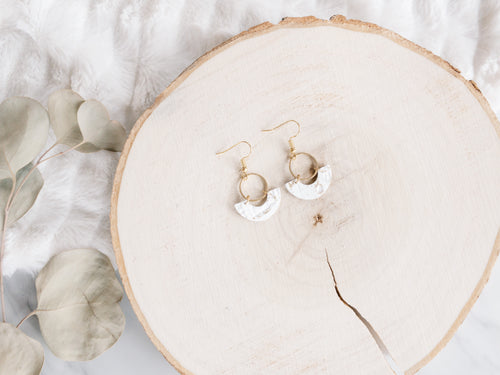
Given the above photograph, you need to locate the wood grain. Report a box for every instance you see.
[111,16,500,375]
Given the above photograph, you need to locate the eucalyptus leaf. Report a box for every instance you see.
[47,89,85,147]
[35,249,125,361]
[0,322,44,375]
[0,163,44,226]
[76,100,126,152]
[0,97,49,179]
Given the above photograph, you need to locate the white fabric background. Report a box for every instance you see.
[1,0,499,374]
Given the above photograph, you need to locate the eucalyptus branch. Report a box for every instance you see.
[0,92,127,369]
[0,141,84,324]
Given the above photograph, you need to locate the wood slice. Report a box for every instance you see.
[111,16,500,375]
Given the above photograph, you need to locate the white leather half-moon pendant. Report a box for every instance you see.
[234,188,281,222]
[286,165,332,200]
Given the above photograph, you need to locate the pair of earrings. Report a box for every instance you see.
[216,120,332,222]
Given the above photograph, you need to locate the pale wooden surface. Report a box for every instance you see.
[111,16,500,375]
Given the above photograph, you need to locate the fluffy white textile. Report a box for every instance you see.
[1,0,499,277]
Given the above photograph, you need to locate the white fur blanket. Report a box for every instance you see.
[1,1,499,374]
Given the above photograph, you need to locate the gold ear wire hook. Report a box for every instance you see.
[216,140,252,178]
[262,120,300,156]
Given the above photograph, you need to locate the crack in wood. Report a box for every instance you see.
[325,250,404,375]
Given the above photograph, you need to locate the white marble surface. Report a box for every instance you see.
[5,258,500,374]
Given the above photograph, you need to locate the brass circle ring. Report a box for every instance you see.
[289,152,319,182]
[239,173,268,202]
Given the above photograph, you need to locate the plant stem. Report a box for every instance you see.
[16,310,37,328]
[39,141,84,163]
[36,142,58,163]
[0,141,84,324]
[0,171,16,323]
[7,141,84,212]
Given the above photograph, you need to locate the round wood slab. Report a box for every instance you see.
[111,16,500,375]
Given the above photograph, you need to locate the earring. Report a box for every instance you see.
[262,120,332,200]
[216,141,281,222]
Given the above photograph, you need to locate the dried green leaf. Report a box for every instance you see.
[0,323,44,375]
[0,97,49,179]
[47,90,125,153]
[35,249,125,361]
[0,164,43,226]
[76,100,126,152]
[47,89,85,147]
